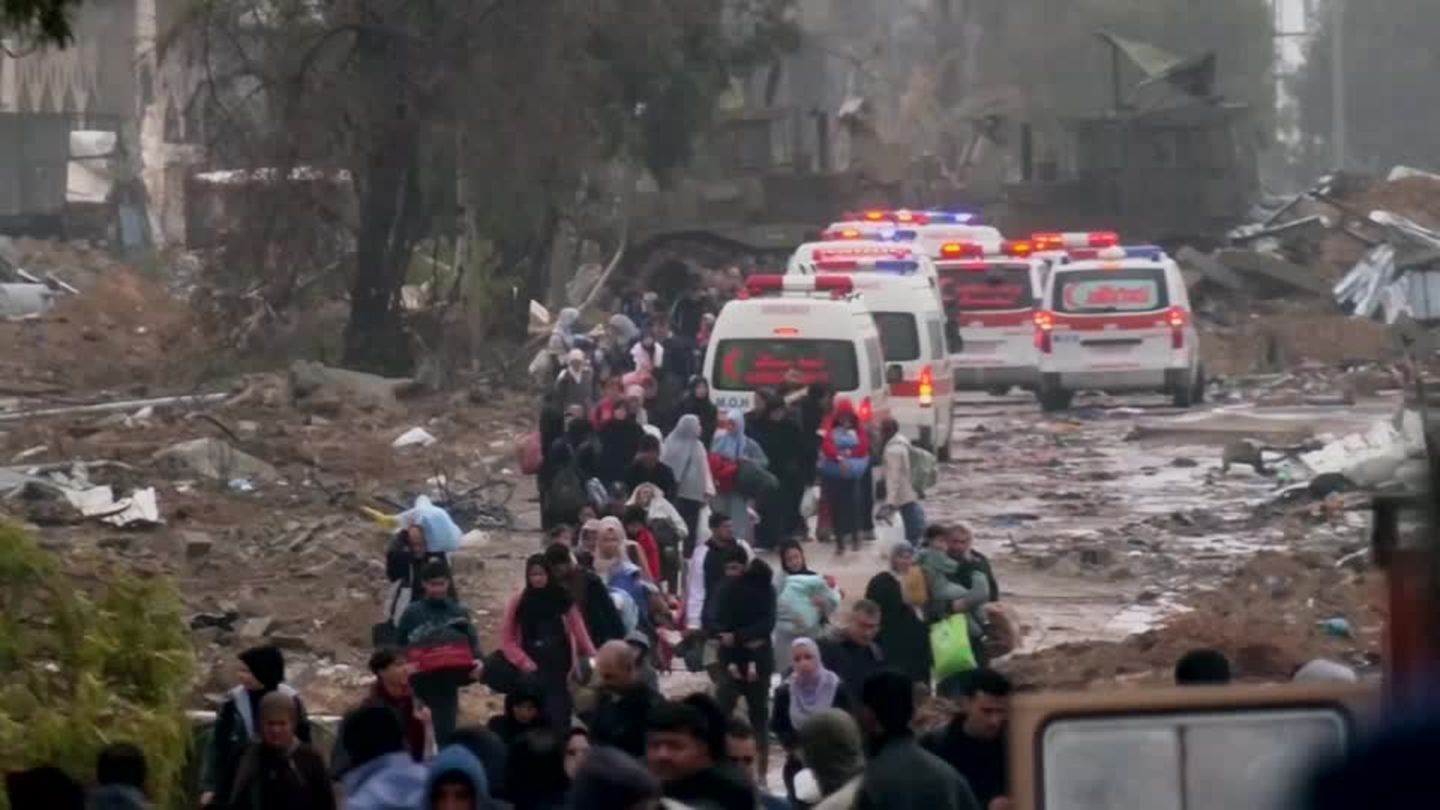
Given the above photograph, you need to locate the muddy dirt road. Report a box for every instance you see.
[767,391,1390,657]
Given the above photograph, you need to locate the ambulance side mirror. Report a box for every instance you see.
[885,364,904,384]
[945,320,963,352]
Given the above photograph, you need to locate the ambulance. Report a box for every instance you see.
[824,209,1003,258]
[930,238,1048,394]
[704,274,891,428]
[787,242,956,456]
[1034,245,1204,411]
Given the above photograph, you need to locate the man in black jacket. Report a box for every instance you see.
[858,670,980,810]
[922,668,1012,809]
[818,599,885,710]
[625,434,678,501]
[584,640,665,758]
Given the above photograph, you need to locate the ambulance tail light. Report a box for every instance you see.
[1033,309,1055,354]
[1167,306,1187,349]
[857,396,874,423]
[918,365,934,407]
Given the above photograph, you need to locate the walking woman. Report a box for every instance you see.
[864,541,933,685]
[499,554,597,729]
[771,637,853,803]
[773,541,839,672]
[816,397,870,555]
[661,414,712,557]
[711,407,769,544]
[677,375,719,446]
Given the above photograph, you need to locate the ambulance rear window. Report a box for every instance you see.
[872,313,921,362]
[939,264,1035,312]
[1053,267,1168,314]
[712,339,859,391]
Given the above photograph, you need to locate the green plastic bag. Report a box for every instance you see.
[930,613,978,678]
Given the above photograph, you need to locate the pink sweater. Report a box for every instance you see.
[499,593,596,679]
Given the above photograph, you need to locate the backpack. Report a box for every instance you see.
[547,466,588,518]
[908,444,938,496]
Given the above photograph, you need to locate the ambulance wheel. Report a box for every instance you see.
[1172,376,1196,408]
[1193,365,1207,404]
[936,415,953,461]
[1039,387,1073,412]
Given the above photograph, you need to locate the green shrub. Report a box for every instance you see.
[0,523,194,809]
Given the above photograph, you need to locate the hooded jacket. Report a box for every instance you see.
[916,548,992,635]
[342,751,427,810]
[425,745,491,806]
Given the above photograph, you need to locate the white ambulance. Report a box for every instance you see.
[704,274,891,426]
[787,242,956,456]
[930,239,1048,394]
[1034,246,1204,411]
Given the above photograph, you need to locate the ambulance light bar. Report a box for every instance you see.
[937,242,985,259]
[840,209,979,226]
[1031,231,1120,251]
[1065,245,1166,262]
[744,274,855,297]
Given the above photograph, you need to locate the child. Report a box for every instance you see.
[486,680,548,744]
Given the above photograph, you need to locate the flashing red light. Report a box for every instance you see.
[1001,240,1033,257]
[1068,247,1100,260]
[745,274,784,295]
[857,396,874,422]
[938,241,984,259]
[862,209,886,221]
[1088,231,1119,247]
[918,365,934,407]
[1033,309,1055,354]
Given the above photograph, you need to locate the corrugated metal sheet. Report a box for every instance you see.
[1335,211,1440,324]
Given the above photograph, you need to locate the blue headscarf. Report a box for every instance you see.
[398,496,463,553]
[711,407,747,459]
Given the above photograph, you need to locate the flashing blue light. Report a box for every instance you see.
[1120,245,1165,261]
[922,211,979,225]
[884,229,918,241]
[873,260,920,273]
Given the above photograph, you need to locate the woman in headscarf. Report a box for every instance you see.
[661,414,713,556]
[577,517,604,556]
[797,709,866,810]
[553,307,582,351]
[553,349,595,411]
[864,541,933,685]
[540,440,587,530]
[630,330,664,375]
[563,416,603,482]
[486,679,548,744]
[771,639,853,803]
[595,517,657,636]
[200,645,311,808]
[816,397,869,556]
[499,554,596,729]
[711,407,769,544]
[747,390,808,551]
[773,542,839,671]
[227,691,332,810]
[677,375,719,445]
[596,400,645,489]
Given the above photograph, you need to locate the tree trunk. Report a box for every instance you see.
[343,122,424,374]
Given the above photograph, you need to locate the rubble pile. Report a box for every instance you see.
[1001,550,1382,689]
[1182,169,1440,374]
[0,363,536,713]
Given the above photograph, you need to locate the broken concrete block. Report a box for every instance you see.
[153,437,279,483]
[182,530,215,559]
[1214,249,1333,297]
[289,360,414,413]
[238,616,275,639]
